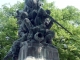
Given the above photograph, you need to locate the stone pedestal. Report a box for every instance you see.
[18,41,59,60]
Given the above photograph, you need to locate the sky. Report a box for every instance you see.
[0,0,80,9]
[47,0,80,9]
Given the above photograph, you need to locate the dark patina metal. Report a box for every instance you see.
[4,0,71,60]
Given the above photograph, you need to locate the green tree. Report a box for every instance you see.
[62,6,80,21]
[0,2,24,60]
[43,2,80,60]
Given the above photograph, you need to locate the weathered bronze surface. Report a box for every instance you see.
[4,0,61,60]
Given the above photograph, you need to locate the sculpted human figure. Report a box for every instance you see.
[4,0,72,60]
[4,0,56,60]
[18,18,33,37]
[16,10,28,25]
[24,0,41,13]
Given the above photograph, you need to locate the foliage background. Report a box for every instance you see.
[0,0,80,60]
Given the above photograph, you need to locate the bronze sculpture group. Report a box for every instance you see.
[4,0,72,60]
